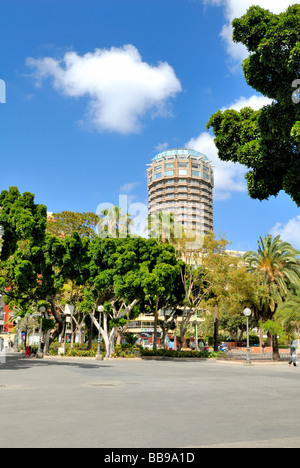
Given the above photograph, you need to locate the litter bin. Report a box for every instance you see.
[25,346,32,357]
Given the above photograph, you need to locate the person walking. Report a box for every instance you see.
[289,340,297,367]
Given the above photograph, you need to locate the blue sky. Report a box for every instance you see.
[1,0,300,251]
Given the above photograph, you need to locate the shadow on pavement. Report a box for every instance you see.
[0,352,113,371]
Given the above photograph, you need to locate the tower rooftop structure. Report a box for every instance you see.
[151,148,209,162]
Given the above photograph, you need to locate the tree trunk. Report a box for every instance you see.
[267,331,272,347]
[87,318,93,350]
[108,328,116,356]
[115,328,122,345]
[179,320,184,351]
[272,334,280,361]
[174,318,178,351]
[89,311,115,358]
[259,327,264,348]
[90,298,139,357]
[47,297,64,353]
[178,306,189,351]
[116,324,128,345]
[213,306,219,352]
[43,330,50,355]
[70,319,75,349]
[153,297,159,351]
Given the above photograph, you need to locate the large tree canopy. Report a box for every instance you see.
[47,211,100,239]
[86,236,182,356]
[244,234,300,360]
[207,5,300,205]
[0,186,47,260]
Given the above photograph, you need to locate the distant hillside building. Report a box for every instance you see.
[147,148,214,241]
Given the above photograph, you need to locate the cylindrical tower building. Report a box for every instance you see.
[147,148,214,240]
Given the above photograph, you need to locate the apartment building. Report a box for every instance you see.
[147,148,214,241]
[127,308,203,348]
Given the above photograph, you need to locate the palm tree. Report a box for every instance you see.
[244,235,300,360]
[147,210,176,243]
[97,206,134,238]
[275,287,300,342]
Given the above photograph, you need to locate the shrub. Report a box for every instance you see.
[65,349,97,358]
[140,348,221,359]
[112,344,140,358]
[248,334,260,345]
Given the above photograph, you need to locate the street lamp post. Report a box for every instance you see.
[243,308,252,365]
[96,305,104,360]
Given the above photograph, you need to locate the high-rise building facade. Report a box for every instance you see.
[147,148,214,240]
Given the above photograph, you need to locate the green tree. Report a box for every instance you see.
[179,232,240,351]
[85,236,182,355]
[47,211,100,239]
[244,235,300,359]
[2,228,91,353]
[157,307,181,350]
[86,237,155,357]
[275,286,300,341]
[141,243,183,351]
[207,5,300,206]
[0,186,47,261]
[147,210,177,244]
[97,206,134,238]
[219,311,258,342]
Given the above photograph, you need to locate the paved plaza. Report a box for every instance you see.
[1,353,300,448]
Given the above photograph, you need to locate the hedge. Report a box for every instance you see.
[140,349,221,358]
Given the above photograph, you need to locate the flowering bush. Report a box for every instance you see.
[65,349,97,358]
[111,344,140,358]
[140,348,221,358]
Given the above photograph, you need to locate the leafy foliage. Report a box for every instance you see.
[244,235,300,316]
[0,186,47,260]
[2,186,300,360]
[140,348,221,359]
[47,211,100,239]
[207,5,300,205]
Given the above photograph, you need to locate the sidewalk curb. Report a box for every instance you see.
[217,359,292,366]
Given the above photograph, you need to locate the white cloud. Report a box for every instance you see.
[154,142,170,153]
[117,182,141,207]
[203,0,299,63]
[186,131,247,201]
[187,93,270,200]
[119,182,140,194]
[270,216,300,250]
[26,45,182,134]
[221,94,273,112]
